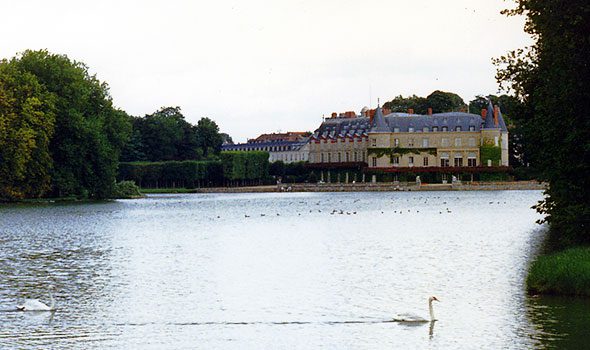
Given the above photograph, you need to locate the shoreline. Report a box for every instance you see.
[143,180,546,194]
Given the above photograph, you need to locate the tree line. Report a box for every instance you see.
[121,106,227,162]
[0,50,130,200]
[0,50,230,201]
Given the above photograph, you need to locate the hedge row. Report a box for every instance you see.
[118,151,270,188]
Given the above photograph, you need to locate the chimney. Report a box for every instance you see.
[369,109,376,124]
[493,105,499,127]
[408,108,414,114]
[481,109,487,120]
[427,107,433,116]
[331,112,337,118]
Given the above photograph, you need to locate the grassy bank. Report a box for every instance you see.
[527,247,590,297]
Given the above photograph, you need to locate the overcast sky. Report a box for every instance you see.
[1,0,530,142]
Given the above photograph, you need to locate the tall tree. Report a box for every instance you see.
[138,107,185,161]
[0,61,56,200]
[496,1,590,246]
[195,117,223,158]
[9,50,131,199]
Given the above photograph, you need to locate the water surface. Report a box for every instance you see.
[1,190,584,349]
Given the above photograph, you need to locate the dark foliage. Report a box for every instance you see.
[496,0,590,247]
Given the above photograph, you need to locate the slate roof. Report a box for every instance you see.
[380,112,484,132]
[372,106,389,132]
[484,100,508,131]
[312,108,508,137]
[222,140,308,152]
[311,117,371,140]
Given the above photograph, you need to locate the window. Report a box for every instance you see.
[338,152,342,162]
[409,156,414,166]
[423,127,429,132]
[394,127,400,133]
[455,138,462,147]
[468,137,476,147]
[440,153,449,167]
[345,152,350,162]
[432,126,439,132]
[441,138,449,147]
[372,157,377,167]
[423,157,429,166]
[408,138,415,147]
[469,125,475,131]
[468,152,477,167]
[392,156,400,166]
[408,127,414,132]
[456,126,462,132]
[371,138,377,147]
[362,151,366,162]
[321,153,325,163]
[394,138,400,147]
[354,151,358,162]
[454,155,463,167]
[422,138,429,147]
[327,153,331,163]
[441,126,448,132]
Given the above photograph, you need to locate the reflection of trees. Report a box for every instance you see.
[526,296,590,348]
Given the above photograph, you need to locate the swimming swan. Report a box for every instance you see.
[16,286,55,311]
[393,296,439,322]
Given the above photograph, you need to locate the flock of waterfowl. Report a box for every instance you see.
[208,196,508,220]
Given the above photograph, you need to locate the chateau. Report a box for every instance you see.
[307,100,509,181]
[224,99,509,181]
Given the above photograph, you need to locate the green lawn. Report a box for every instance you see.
[527,247,590,297]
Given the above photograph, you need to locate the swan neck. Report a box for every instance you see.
[429,299,435,321]
[49,290,55,309]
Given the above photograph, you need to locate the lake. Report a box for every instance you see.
[1,191,588,349]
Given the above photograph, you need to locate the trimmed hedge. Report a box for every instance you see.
[118,151,269,188]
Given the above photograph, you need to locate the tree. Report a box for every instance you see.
[136,106,197,161]
[195,117,223,158]
[383,91,465,114]
[383,94,428,114]
[120,116,147,162]
[0,61,56,200]
[220,132,234,145]
[495,0,590,247]
[426,90,465,113]
[9,50,131,199]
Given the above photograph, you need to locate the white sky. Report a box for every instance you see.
[1,0,530,142]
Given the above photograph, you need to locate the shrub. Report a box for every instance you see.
[112,181,142,199]
[527,247,590,297]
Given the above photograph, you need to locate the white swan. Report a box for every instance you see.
[393,296,439,323]
[16,286,55,311]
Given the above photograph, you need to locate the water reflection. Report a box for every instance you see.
[527,296,590,349]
